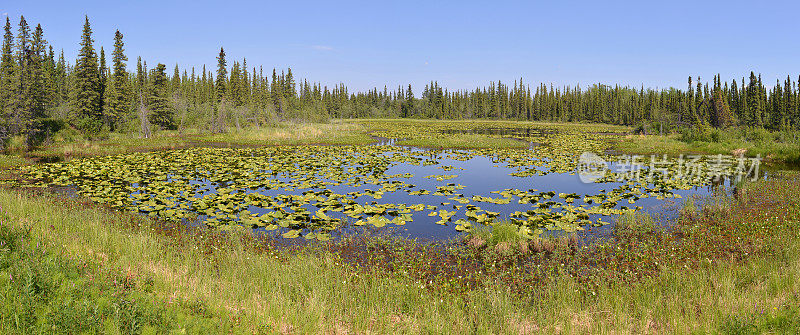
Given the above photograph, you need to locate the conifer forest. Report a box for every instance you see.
[2,9,800,334]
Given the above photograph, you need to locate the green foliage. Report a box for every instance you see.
[70,16,103,136]
[471,222,527,248]
[0,225,232,334]
[146,63,175,130]
[0,17,15,148]
[720,308,800,334]
[680,123,722,143]
[215,47,226,102]
[614,212,657,237]
[0,154,27,168]
[740,126,772,144]
[104,30,130,131]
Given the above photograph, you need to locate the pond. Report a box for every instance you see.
[15,139,763,242]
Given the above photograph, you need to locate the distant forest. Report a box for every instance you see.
[2,16,799,149]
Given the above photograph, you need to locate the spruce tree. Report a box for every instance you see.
[22,23,48,148]
[11,16,31,136]
[171,64,180,95]
[284,67,296,99]
[105,30,130,130]
[270,68,282,111]
[98,46,108,115]
[228,61,241,105]
[0,18,15,146]
[135,56,144,92]
[147,63,174,129]
[55,50,67,102]
[71,16,103,135]
[44,45,57,106]
[215,47,227,102]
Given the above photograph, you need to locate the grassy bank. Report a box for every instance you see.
[5,119,628,163]
[0,155,29,169]
[396,134,528,149]
[193,122,375,146]
[614,128,800,165]
[12,122,375,163]
[7,119,800,167]
[2,172,800,333]
[354,119,628,150]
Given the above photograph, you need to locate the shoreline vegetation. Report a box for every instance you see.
[1,165,799,333]
[3,119,799,166]
[0,119,799,333]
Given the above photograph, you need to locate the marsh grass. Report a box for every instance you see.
[15,122,373,163]
[0,155,28,169]
[614,211,660,237]
[614,128,800,165]
[194,122,374,146]
[6,119,631,164]
[467,222,533,255]
[354,118,628,150]
[0,224,232,334]
[27,131,192,161]
[397,134,528,149]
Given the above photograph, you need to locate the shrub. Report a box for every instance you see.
[680,123,717,143]
[742,127,771,143]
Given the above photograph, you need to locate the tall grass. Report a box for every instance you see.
[398,134,528,149]
[195,122,374,146]
[615,126,800,164]
[0,155,28,169]
[18,122,373,162]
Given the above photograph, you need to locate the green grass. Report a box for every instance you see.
[614,129,800,165]
[467,222,532,253]
[0,224,233,334]
[27,131,193,161]
[194,122,375,146]
[0,155,28,168]
[353,118,630,132]
[2,173,800,333]
[12,122,375,163]
[6,119,630,162]
[397,134,528,149]
[349,118,628,150]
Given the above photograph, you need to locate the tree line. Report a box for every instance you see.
[1,15,799,150]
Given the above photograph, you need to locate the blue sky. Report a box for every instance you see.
[3,0,799,93]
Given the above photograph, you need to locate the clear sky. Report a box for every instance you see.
[3,0,799,93]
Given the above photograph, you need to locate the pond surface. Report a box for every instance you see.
[17,139,762,242]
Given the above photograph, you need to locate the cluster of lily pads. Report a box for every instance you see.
[12,128,747,240]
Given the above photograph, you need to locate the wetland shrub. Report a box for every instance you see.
[680,124,722,143]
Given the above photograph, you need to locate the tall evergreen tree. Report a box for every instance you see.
[71,16,103,134]
[215,47,227,102]
[98,46,108,115]
[105,30,130,130]
[171,63,181,95]
[55,49,67,102]
[21,23,48,148]
[0,18,15,138]
[11,15,31,136]
[147,63,174,129]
